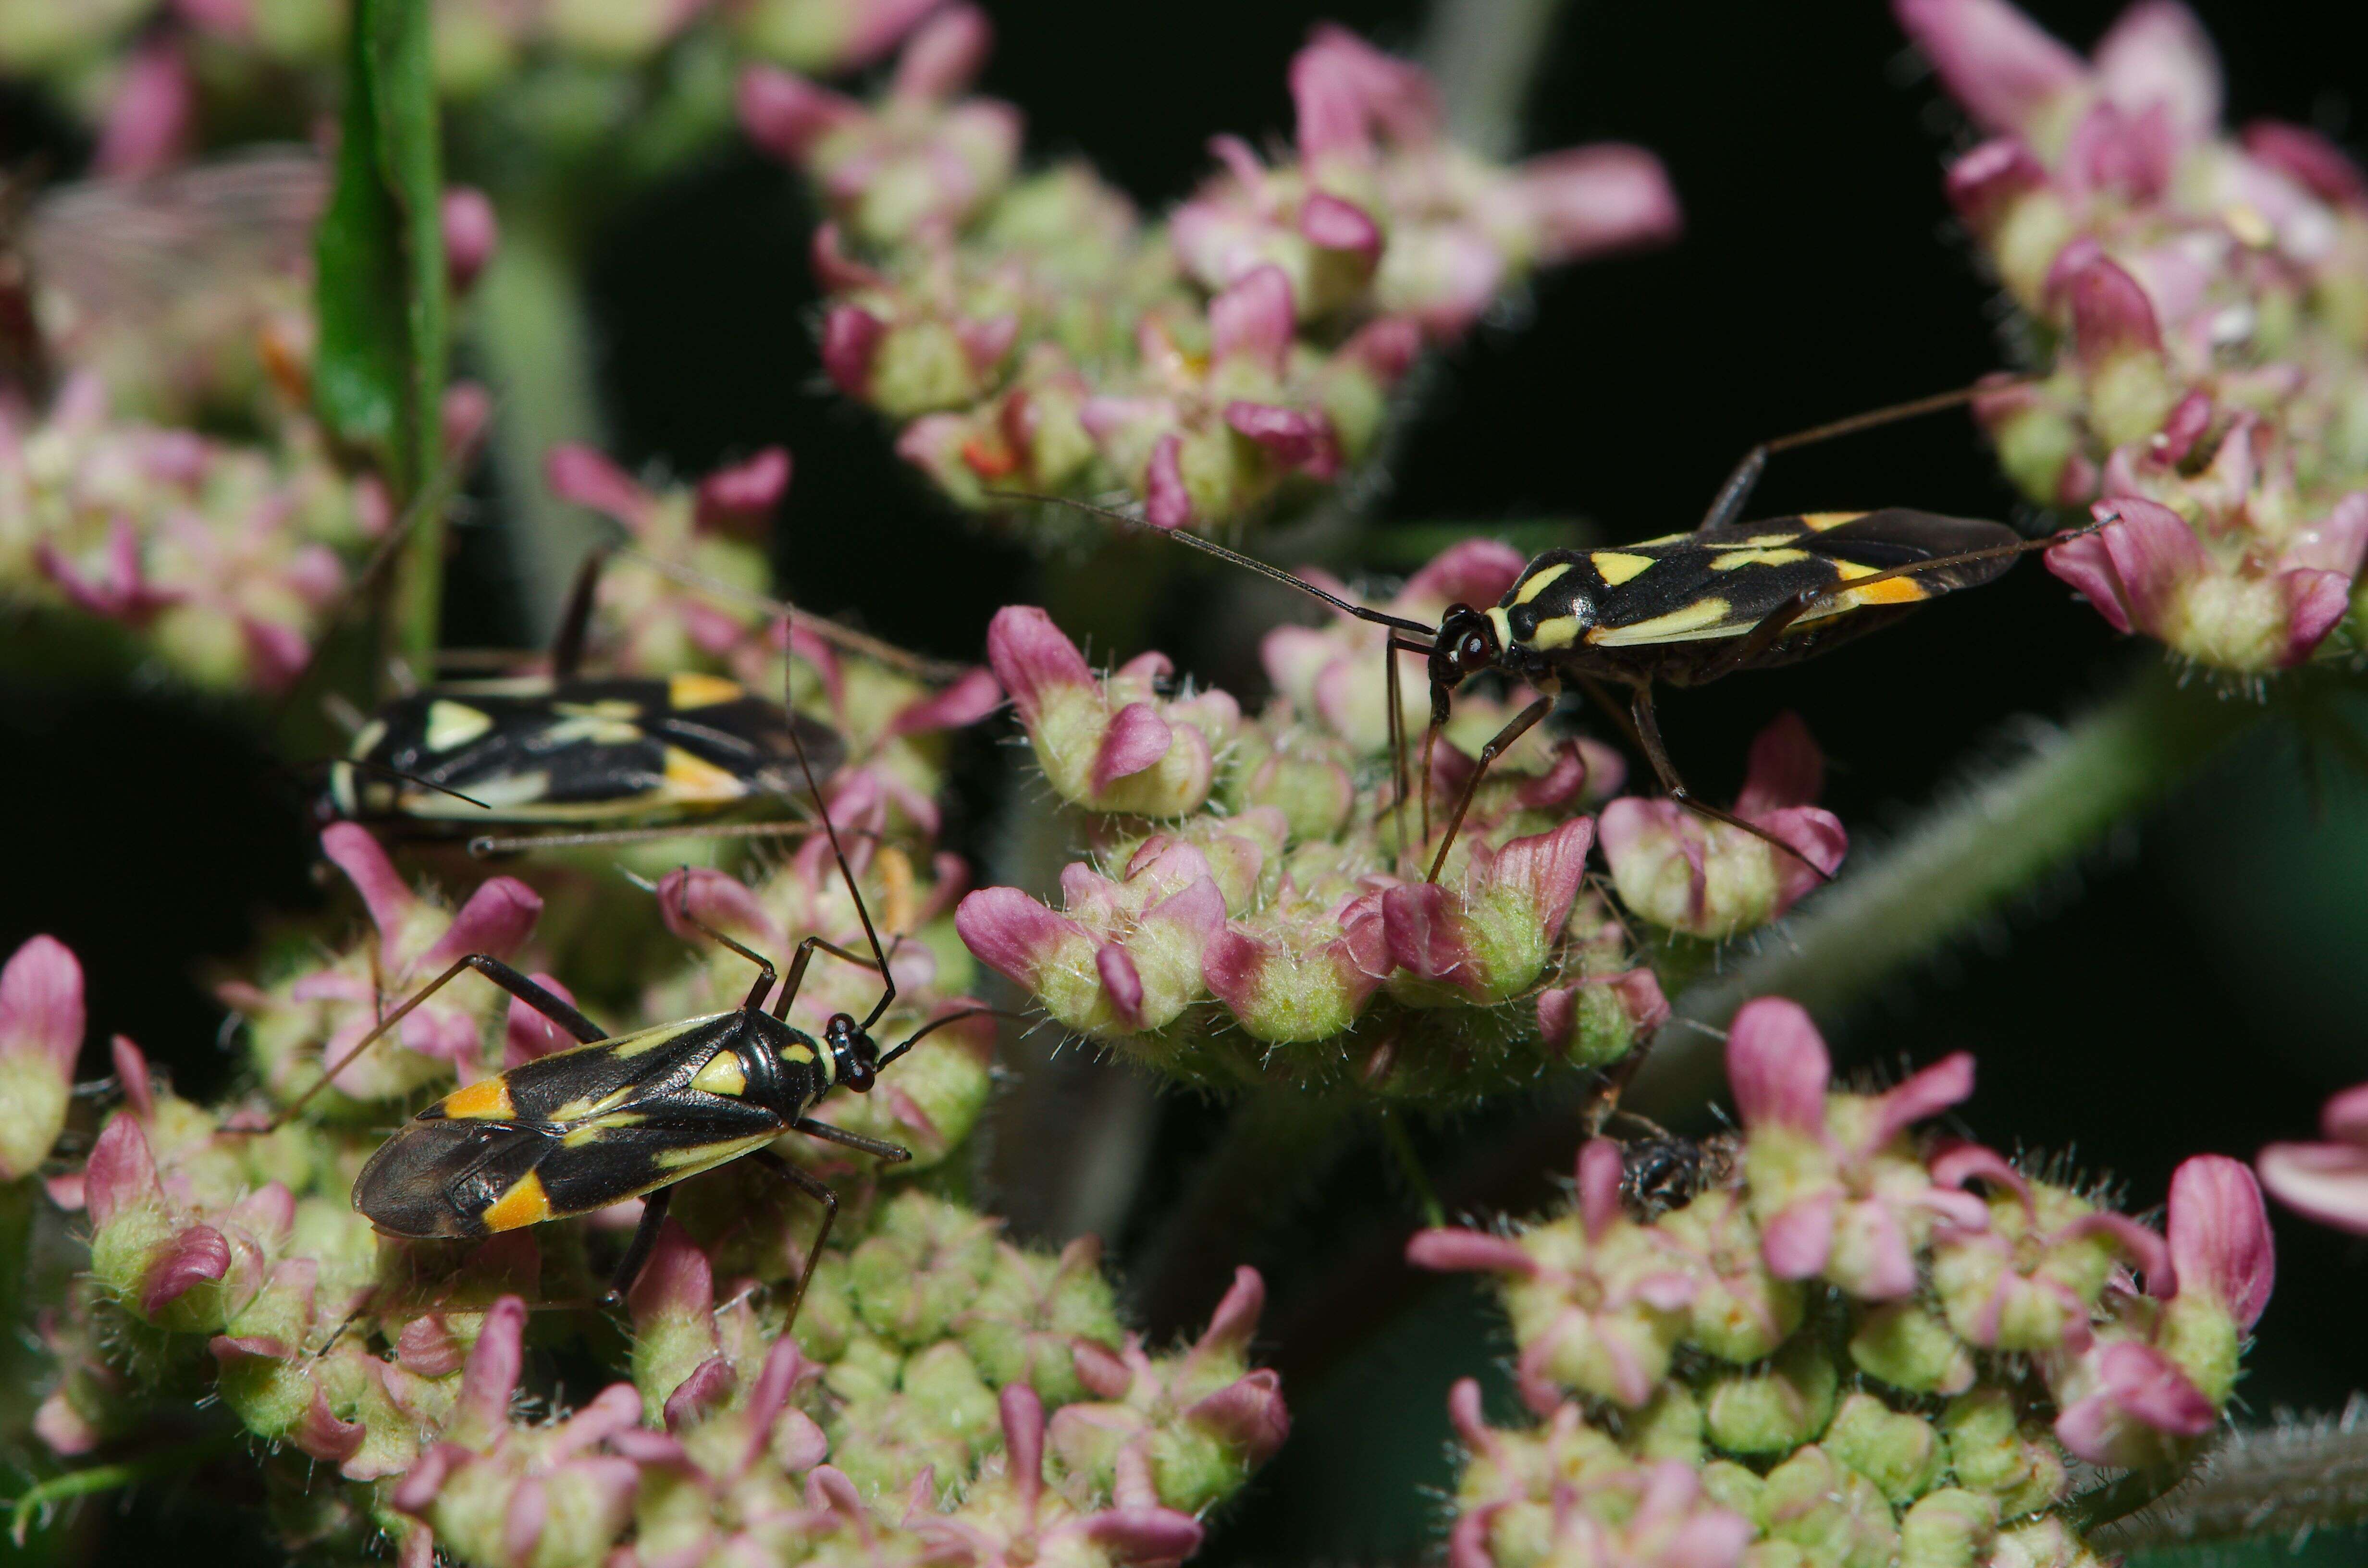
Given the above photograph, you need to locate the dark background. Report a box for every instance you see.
[4,2,2365,1563]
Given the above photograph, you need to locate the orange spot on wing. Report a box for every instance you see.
[481,1172,552,1231]
[668,673,744,710]
[442,1078,515,1119]
[1848,576,1929,606]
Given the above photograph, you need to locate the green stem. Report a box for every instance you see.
[471,205,606,642]
[6,1435,240,1545]
[1630,661,2265,1116]
[2088,1413,2368,1551]
[1420,0,1572,159]
[1378,1109,1446,1227]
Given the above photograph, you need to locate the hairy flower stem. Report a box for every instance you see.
[473,205,606,642]
[1421,0,1572,159]
[2090,1410,2368,1552]
[1630,660,2267,1117]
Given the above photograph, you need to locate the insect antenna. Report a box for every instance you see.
[985,490,1441,637]
[330,758,493,813]
[874,1005,1032,1072]
[777,625,896,1031]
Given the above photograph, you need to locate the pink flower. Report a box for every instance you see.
[2258,1081,2368,1234]
[1891,0,2089,138]
[1727,998,1987,1301]
[0,934,84,1179]
[1600,713,1846,939]
[1536,1462,1752,1568]
[2049,1338,2217,1468]
[1927,1144,2172,1351]
[986,607,1233,816]
[1410,1141,1698,1410]
[1382,816,1596,1004]
[958,840,1227,1037]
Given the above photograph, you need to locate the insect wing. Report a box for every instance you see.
[345,676,844,822]
[1582,510,2020,647]
[355,1013,788,1236]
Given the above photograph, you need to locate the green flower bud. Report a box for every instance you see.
[1848,1302,1975,1395]
[1761,1445,1899,1568]
[1824,1392,1943,1506]
[958,1237,1122,1403]
[849,1190,999,1346]
[1705,1337,1837,1457]
[1941,1389,2071,1517]
[1898,1488,1999,1568]
[1626,1381,1704,1465]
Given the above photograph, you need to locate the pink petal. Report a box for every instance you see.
[319,823,416,960]
[1725,997,1831,1131]
[1488,817,1596,932]
[2093,0,2221,139]
[503,1475,548,1567]
[1577,1139,1624,1243]
[418,877,542,970]
[85,1115,160,1229]
[450,1296,527,1441]
[2258,1139,2368,1235]
[1299,191,1381,258]
[693,448,792,533]
[1865,1052,1976,1149]
[1224,402,1341,479]
[1404,539,1530,612]
[1381,882,1466,985]
[441,187,498,293]
[810,221,883,291]
[1535,985,1580,1049]
[1892,0,2086,136]
[1406,1228,1538,1276]
[93,38,193,179]
[2044,530,2135,633]
[1073,1339,1134,1399]
[1944,136,2049,229]
[1734,711,1825,817]
[1183,1370,1289,1464]
[296,1386,366,1464]
[2324,1083,2368,1143]
[141,1224,230,1316]
[2283,493,2368,578]
[0,935,84,1073]
[2098,1339,2216,1435]
[1760,1189,1839,1281]
[891,4,990,100]
[1000,1383,1046,1514]
[1839,1199,1920,1300]
[1762,807,1848,912]
[2277,569,2353,665]
[1338,316,1423,384]
[627,1219,715,1327]
[2168,1154,2274,1329]
[1095,944,1147,1028]
[396,1315,465,1378]
[1196,1266,1267,1357]
[987,605,1094,724]
[956,887,1085,987]
[1928,1140,2031,1205]
[1209,265,1297,374]
[544,444,653,529]
[821,305,888,399]
[737,65,861,162]
[1092,703,1176,792]
[1288,24,1439,161]
[2068,255,2166,362]
[2242,121,2368,207]
[1084,1508,1207,1562]
[886,667,1003,738]
[391,1442,469,1516]
[1144,435,1192,530]
[1518,145,1682,262]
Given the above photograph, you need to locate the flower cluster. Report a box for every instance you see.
[956,555,1852,1094]
[0,0,945,177]
[1414,998,2275,1568]
[0,370,386,693]
[1896,0,2368,673]
[749,13,1678,540]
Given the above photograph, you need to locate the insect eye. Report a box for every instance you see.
[1463,636,1487,661]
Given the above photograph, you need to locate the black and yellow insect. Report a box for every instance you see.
[321,549,847,857]
[1009,389,2097,878]
[283,734,982,1311]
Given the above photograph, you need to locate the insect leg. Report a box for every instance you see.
[750,1149,838,1327]
[779,653,897,1031]
[600,1185,674,1307]
[771,936,882,1022]
[1384,633,1434,871]
[547,546,612,681]
[1424,695,1555,883]
[242,955,608,1132]
[1627,686,1832,882]
[1695,383,2006,534]
[468,819,826,859]
[666,879,780,1012]
[792,1118,913,1163]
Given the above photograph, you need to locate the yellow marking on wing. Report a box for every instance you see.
[1739,532,1807,547]
[691,1052,748,1097]
[1846,575,1929,606]
[402,770,550,819]
[1590,552,1653,587]
[1528,615,1581,650]
[669,673,745,710]
[1588,597,1734,646]
[550,1085,638,1124]
[561,1111,645,1148]
[542,711,643,746]
[655,1133,778,1172]
[1486,607,1514,647]
[1513,561,1573,603]
[441,1078,515,1120]
[1709,548,1811,570]
[782,1043,817,1066]
[610,1017,723,1059]
[349,719,387,758]
[664,747,748,803]
[424,701,495,752]
[1628,531,1690,547]
[1798,512,1866,532]
[481,1172,552,1231]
